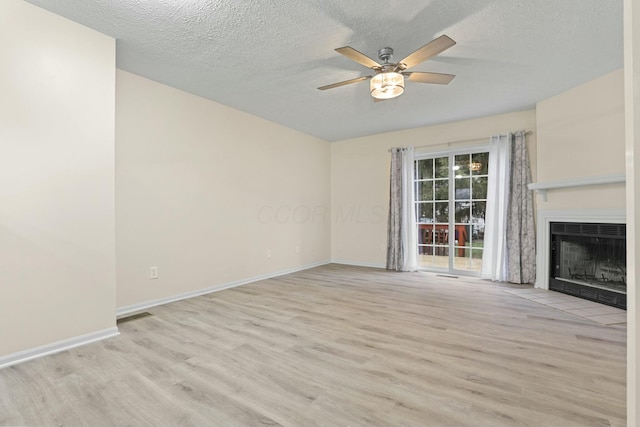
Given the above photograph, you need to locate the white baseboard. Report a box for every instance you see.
[0,327,119,370]
[330,259,387,269]
[116,259,332,317]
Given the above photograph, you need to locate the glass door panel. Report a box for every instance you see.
[468,153,488,273]
[416,157,448,269]
[415,151,489,274]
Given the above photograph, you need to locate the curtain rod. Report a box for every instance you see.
[388,130,533,152]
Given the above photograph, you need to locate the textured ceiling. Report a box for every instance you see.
[25,0,623,142]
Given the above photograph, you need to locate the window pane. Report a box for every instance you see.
[454,154,470,177]
[435,202,449,223]
[433,247,449,269]
[417,203,434,223]
[454,177,470,200]
[454,224,471,247]
[471,201,486,246]
[454,202,470,223]
[416,159,434,180]
[471,249,484,272]
[472,201,486,221]
[471,222,485,246]
[417,181,434,201]
[434,180,448,200]
[472,177,488,199]
[471,152,489,175]
[435,157,448,178]
[454,252,471,270]
[418,249,435,268]
[418,224,433,244]
[433,225,449,246]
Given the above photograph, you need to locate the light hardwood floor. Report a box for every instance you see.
[0,264,626,426]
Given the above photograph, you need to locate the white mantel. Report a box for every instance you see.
[529,173,626,202]
[535,209,626,289]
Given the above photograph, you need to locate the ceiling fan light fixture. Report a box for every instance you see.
[370,72,404,99]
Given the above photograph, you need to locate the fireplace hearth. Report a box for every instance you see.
[549,222,626,309]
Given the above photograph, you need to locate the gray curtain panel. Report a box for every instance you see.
[387,148,404,270]
[506,131,536,284]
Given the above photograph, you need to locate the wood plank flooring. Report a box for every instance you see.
[0,264,626,426]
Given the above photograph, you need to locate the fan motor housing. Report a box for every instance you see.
[378,47,394,63]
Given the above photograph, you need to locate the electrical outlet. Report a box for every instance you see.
[149,266,158,279]
[266,250,272,259]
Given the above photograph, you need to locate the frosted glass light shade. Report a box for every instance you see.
[370,72,404,99]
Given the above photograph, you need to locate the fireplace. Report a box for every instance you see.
[549,222,626,309]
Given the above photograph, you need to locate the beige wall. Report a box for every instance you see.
[536,69,625,209]
[115,70,331,309]
[331,110,537,267]
[0,0,116,356]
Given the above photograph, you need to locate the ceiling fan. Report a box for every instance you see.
[318,35,456,100]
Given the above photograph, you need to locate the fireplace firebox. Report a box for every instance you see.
[549,222,626,310]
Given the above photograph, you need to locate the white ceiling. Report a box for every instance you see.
[25,0,623,142]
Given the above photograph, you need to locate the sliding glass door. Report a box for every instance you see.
[415,150,489,275]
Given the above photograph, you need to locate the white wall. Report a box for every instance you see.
[115,70,331,309]
[331,110,537,267]
[536,69,625,209]
[624,0,640,423]
[0,0,116,356]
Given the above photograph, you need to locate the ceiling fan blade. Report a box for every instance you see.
[335,46,381,69]
[398,35,456,69]
[318,76,372,91]
[403,71,456,85]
